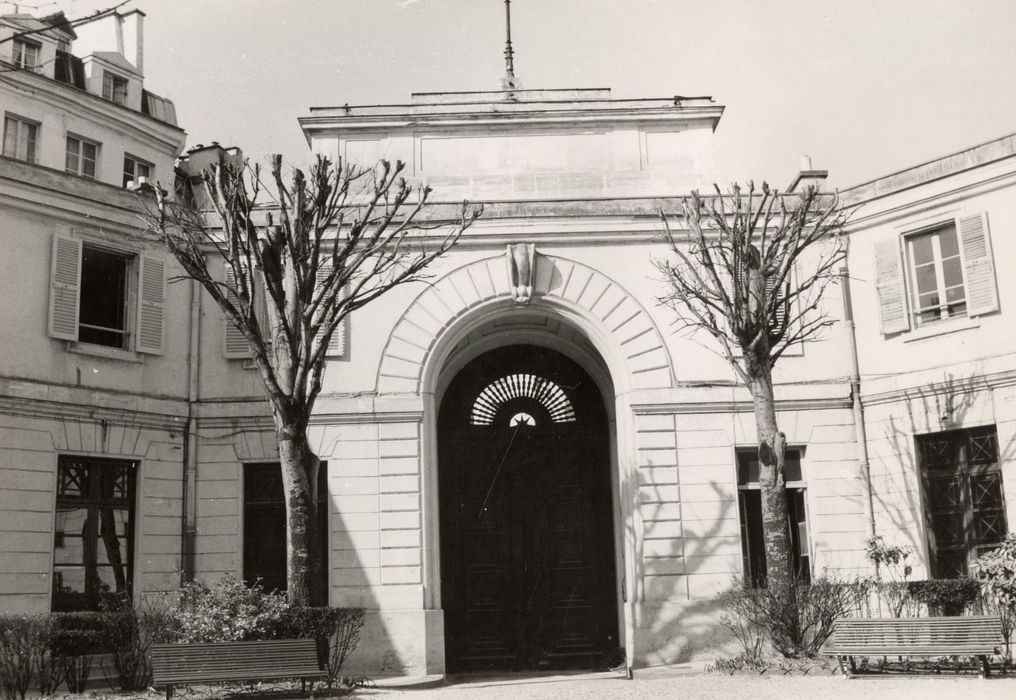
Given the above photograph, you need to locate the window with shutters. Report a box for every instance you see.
[736,447,811,587]
[874,214,999,335]
[65,135,99,179]
[918,426,1007,578]
[48,235,165,355]
[52,456,136,611]
[243,462,328,593]
[3,114,39,163]
[224,263,347,360]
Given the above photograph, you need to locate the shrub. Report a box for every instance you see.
[0,614,51,700]
[977,535,1016,658]
[51,611,108,693]
[101,596,177,691]
[264,607,366,687]
[718,576,866,660]
[907,579,980,616]
[977,534,1016,608]
[865,536,913,617]
[169,575,289,643]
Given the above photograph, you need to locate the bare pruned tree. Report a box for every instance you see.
[147,154,482,604]
[656,182,846,591]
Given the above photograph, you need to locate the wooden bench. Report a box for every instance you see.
[819,616,1005,678]
[151,638,326,699]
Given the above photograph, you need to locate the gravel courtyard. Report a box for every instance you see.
[367,672,1016,700]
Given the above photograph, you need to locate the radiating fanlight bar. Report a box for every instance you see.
[470,373,577,425]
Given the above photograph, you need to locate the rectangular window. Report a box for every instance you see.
[919,426,1007,578]
[12,38,40,69]
[48,236,166,354]
[3,115,39,163]
[53,456,136,611]
[79,244,131,348]
[122,155,152,188]
[66,136,99,178]
[102,72,128,106]
[736,447,810,587]
[906,222,966,326]
[243,462,328,594]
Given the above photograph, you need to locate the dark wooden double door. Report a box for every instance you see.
[439,346,619,673]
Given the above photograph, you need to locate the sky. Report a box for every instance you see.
[21,0,1016,189]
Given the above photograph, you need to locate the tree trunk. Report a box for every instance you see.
[278,427,320,606]
[745,348,793,593]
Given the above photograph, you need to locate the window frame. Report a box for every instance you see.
[122,154,153,188]
[52,455,138,612]
[3,113,39,163]
[903,221,967,327]
[12,37,41,70]
[77,242,135,350]
[102,70,129,106]
[917,425,1007,579]
[735,446,812,587]
[65,134,100,179]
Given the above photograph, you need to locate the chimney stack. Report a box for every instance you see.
[786,154,828,193]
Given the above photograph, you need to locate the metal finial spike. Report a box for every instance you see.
[502,0,520,92]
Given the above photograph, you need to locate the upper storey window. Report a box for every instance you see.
[874,213,999,335]
[3,114,38,163]
[12,38,40,69]
[122,154,152,188]
[65,135,98,178]
[102,71,128,106]
[906,223,966,326]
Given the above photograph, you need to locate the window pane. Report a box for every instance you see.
[942,257,964,289]
[910,234,934,265]
[914,264,938,295]
[938,225,960,258]
[2,117,16,157]
[24,123,36,162]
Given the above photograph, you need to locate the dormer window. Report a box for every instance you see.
[12,38,41,70]
[102,71,128,106]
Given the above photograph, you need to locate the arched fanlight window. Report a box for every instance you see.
[470,373,576,426]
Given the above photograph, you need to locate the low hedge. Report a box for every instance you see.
[907,578,981,616]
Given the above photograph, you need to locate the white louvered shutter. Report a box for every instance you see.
[958,213,999,317]
[316,264,346,358]
[223,265,250,358]
[135,254,165,354]
[873,237,910,334]
[48,235,82,341]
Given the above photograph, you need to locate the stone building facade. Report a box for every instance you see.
[1,13,1014,677]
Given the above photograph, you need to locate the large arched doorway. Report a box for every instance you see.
[438,344,620,672]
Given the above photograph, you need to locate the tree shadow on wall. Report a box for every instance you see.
[631,477,741,666]
[874,371,1015,567]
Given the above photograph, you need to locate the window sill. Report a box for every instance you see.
[902,316,980,343]
[67,342,144,363]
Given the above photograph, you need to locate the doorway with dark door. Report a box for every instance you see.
[438,345,620,673]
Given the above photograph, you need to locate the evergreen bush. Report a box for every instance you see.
[906,579,980,616]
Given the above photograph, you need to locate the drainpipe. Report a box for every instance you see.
[180,277,201,583]
[840,252,876,539]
